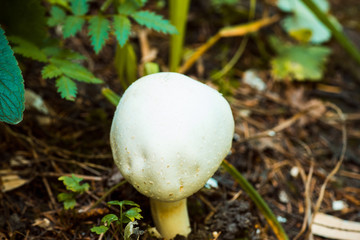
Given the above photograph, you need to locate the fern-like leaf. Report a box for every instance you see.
[56,76,77,101]
[7,36,47,62]
[88,16,110,54]
[50,58,103,83]
[131,11,177,34]
[48,6,66,26]
[70,0,88,16]
[63,16,85,38]
[113,15,131,47]
[42,64,63,79]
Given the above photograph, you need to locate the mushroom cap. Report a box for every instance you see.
[110,72,234,202]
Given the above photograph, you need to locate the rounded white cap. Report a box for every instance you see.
[110,72,234,202]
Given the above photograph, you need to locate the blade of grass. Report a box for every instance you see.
[169,0,190,72]
[102,87,120,106]
[221,160,289,240]
[300,0,360,65]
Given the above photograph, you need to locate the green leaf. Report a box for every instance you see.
[277,0,340,44]
[101,214,119,225]
[108,200,139,208]
[113,15,131,47]
[88,16,110,54]
[0,28,25,124]
[0,0,47,45]
[124,207,143,222]
[270,36,331,81]
[118,1,139,15]
[90,225,109,234]
[57,193,76,209]
[63,16,85,38]
[57,192,74,201]
[55,77,78,100]
[7,36,47,62]
[48,6,66,26]
[56,76,78,100]
[70,0,88,16]
[50,58,103,83]
[131,11,177,34]
[58,174,90,192]
[42,64,63,79]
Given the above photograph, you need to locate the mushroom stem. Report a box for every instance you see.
[150,198,191,239]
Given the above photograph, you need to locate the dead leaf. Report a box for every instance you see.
[0,169,29,192]
[32,218,52,230]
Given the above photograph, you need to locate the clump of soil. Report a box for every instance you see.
[208,200,254,239]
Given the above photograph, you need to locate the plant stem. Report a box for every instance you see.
[100,0,114,13]
[169,0,191,72]
[90,180,127,209]
[300,0,360,65]
[221,160,289,240]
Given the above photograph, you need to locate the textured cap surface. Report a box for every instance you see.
[110,72,234,201]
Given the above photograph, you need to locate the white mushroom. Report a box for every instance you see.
[110,72,234,239]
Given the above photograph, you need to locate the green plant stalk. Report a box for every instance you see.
[114,43,138,90]
[100,0,114,12]
[212,0,256,79]
[90,180,127,209]
[169,0,190,72]
[300,0,360,65]
[221,160,289,240]
[102,87,121,106]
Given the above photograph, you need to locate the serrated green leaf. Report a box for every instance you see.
[55,77,78,100]
[42,64,63,79]
[63,198,77,209]
[7,36,47,62]
[88,16,110,54]
[101,214,119,225]
[270,36,331,81]
[63,16,85,38]
[91,225,109,234]
[113,15,131,47]
[0,0,47,45]
[70,0,88,16]
[57,192,74,201]
[118,1,139,15]
[58,174,90,192]
[48,6,66,26]
[0,28,25,124]
[50,58,103,83]
[131,11,177,34]
[57,192,76,209]
[124,207,143,222]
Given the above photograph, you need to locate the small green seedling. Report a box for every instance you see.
[91,200,143,238]
[57,174,90,210]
